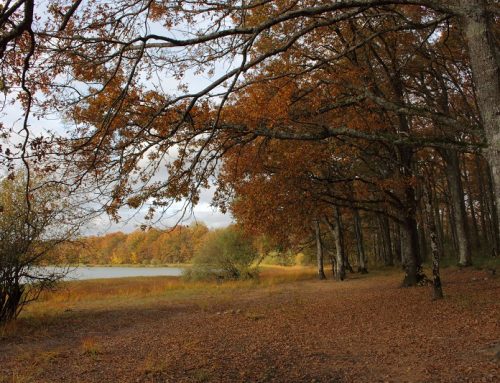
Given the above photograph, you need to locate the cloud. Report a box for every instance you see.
[84,185,232,235]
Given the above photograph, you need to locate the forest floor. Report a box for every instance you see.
[0,266,498,383]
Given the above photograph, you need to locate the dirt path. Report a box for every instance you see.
[1,269,498,382]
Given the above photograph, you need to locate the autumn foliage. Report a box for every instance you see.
[0,1,498,291]
[57,224,209,265]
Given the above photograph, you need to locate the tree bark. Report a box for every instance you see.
[431,185,445,258]
[394,222,402,264]
[373,232,380,263]
[378,214,394,266]
[445,195,459,253]
[418,221,429,263]
[325,208,346,281]
[327,250,337,278]
[423,182,444,300]
[485,163,500,257]
[344,251,354,273]
[442,149,472,266]
[342,220,354,273]
[462,156,481,249]
[353,209,368,273]
[392,69,424,285]
[475,156,489,244]
[401,215,424,287]
[398,146,424,286]
[334,207,347,281]
[314,220,326,280]
[459,0,500,251]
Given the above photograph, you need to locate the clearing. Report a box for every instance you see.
[0,267,498,382]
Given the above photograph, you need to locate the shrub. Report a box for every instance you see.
[262,250,297,266]
[294,252,306,266]
[184,227,258,281]
[0,171,81,325]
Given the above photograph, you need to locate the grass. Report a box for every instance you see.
[18,257,498,321]
[7,259,497,335]
[0,265,318,378]
[16,265,316,321]
[81,337,102,356]
[140,353,168,379]
[2,348,63,383]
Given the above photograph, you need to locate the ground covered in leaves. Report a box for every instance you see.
[1,268,498,382]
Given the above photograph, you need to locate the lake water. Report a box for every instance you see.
[60,266,184,280]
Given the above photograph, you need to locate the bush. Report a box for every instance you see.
[184,227,258,281]
[262,250,297,266]
[0,172,80,325]
[294,252,306,266]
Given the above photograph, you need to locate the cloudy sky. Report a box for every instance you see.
[86,187,233,235]
[2,54,238,235]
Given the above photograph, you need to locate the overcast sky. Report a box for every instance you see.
[85,187,234,235]
[1,42,241,235]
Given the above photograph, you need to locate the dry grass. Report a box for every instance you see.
[81,337,102,356]
[1,348,62,383]
[18,266,315,320]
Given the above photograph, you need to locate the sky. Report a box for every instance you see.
[1,9,246,235]
[86,188,233,235]
[1,99,233,234]
[1,75,234,236]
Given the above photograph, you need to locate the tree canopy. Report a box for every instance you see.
[0,1,498,287]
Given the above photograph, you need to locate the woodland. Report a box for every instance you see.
[0,1,499,381]
[1,0,499,283]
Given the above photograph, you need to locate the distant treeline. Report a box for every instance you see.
[56,224,211,265]
[50,224,317,266]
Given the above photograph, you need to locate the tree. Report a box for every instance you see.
[1,1,498,278]
[353,208,368,273]
[314,220,327,280]
[0,171,80,324]
[185,226,258,280]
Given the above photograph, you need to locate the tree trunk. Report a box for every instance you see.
[314,220,326,280]
[353,209,368,273]
[327,250,337,278]
[401,215,424,287]
[475,156,489,243]
[342,220,354,273]
[372,232,379,263]
[485,163,500,257]
[398,147,424,286]
[418,221,428,263]
[431,187,445,258]
[393,91,423,283]
[459,0,500,250]
[0,279,24,324]
[325,208,346,281]
[387,67,423,284]
[344,252,354,273]
[334,207,347,281]
[445,195,459,253]
[378,214,394,266]
[423,183,444,300]
[394,222,403,264]
[462,155,481,248]
[442,149,472,266]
